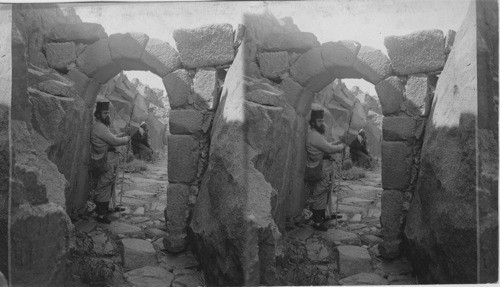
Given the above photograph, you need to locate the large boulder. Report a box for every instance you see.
[404,2,482,283]
[140,38,181,78]
[173,23,234,68]
[384,29,446,75]
[190,35,299,285]
[49,22,107,44]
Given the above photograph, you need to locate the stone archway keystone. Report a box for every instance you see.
[108,32,150,70]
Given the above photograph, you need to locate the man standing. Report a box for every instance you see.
[349,129,372,169]
[90,101,130,224]
[305,108,345,231]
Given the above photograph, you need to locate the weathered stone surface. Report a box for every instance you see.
[380,190,404,242]
[444,30,456,55]
[163,233,188,253]
[49,22,107,44]
[287,227,313,241]
[190,44,296,285]
[290,48,333,92]
[324,229,362,246]
[10,203,71,287]
[339,272,389,285]
[91,232,114,255]
[67,68,90,96]
[172,274,204,287]
[131,94,149,123]
[108,222,144,237]
[279,76,303,107]
[353,45,393,84]
[361,234,384,246]
[124,266,174,287]
[173,23,234,68]
[258,51,289,79]
[145,228,167,239]
[165,183,190,235]
[382,116,416,141]
[163,69,191,108]
[44,42,76,70]
[109,32,149,70]
[193,67,217,109]
[167,135,199,183]
[76,39,120,83]
[322,41,362,79]
[37,80,77,98]
[141,38,181,78]
[404,3,482,283]
[246,89,284,107]
[404,74,430,116]
[384,29,445,75]
[381,141,412,190]
[378,239,402,259]
[122,238,157,270]
[261,32,320,53]
[337,245,372,276]
[375,76,404,116]
[305,238,330,262]
[28,30,49,69]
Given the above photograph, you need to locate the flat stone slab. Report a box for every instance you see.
[108,222,144,237]
[159,252,199,272]
[124,190,157,199]
[337,245,372,276]
[74,219,96,233]
[324,229,362,246]
[287,227,314,241]
[131,216,151,224]
[172,274,204,287]
[347,223,367,231]
[122,238,157,270]
[341,197,374,205]
[124,266,174,287]
[133,207,145,215]
[339,272,389,285]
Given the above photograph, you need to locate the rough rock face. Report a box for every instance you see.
[404,2,485,283]
[190,18,299,285]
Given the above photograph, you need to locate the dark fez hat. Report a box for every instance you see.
[310,108,324,120]
[96,101,110,112]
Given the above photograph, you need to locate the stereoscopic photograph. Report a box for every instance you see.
[0,0,497,286]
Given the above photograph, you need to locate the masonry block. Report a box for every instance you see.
[383,116,416,141]
[257,51,289,79]
[279,76,304,107]
[169,110,204,135]
[163,69,191,109]
[165,183,190,235]
[167,135,199,183]
[45,42,76,70]
[375,76,404,116]
[381,141,412,189]
[404,74,430,116]
[380,190,404,241]
[384,29,446,75]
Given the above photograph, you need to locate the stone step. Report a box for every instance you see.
[337,245,372,277]
[323,229,362,246]
[121,238,157,270]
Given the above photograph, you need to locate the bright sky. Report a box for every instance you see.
[68,0,470,96]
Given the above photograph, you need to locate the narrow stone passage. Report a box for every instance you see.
[278,161,416,285]
[69,153,205,286]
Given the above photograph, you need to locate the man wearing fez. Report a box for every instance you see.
[90,101,131,224]
[305,107,346,231]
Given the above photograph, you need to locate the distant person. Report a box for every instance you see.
[131,121,154,162]
[304,107,345,231]
[349,129,373,169]
[90,101,130,224]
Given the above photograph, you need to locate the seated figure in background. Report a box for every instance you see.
[131,121,154,162]
[349,129,373,169]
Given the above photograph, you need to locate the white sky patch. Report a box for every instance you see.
[68,0,470,96]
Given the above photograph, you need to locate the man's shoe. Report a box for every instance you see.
[313,223,328,232]
[108,206,126,213]
[327,214,343,220]
[96,216,112,224]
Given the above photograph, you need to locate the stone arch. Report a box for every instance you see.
[65,25,235,252]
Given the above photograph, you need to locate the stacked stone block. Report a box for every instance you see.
[376,29,449,259]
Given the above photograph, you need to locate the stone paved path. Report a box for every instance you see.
[69,152,205,287]
[278,161,417,285]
